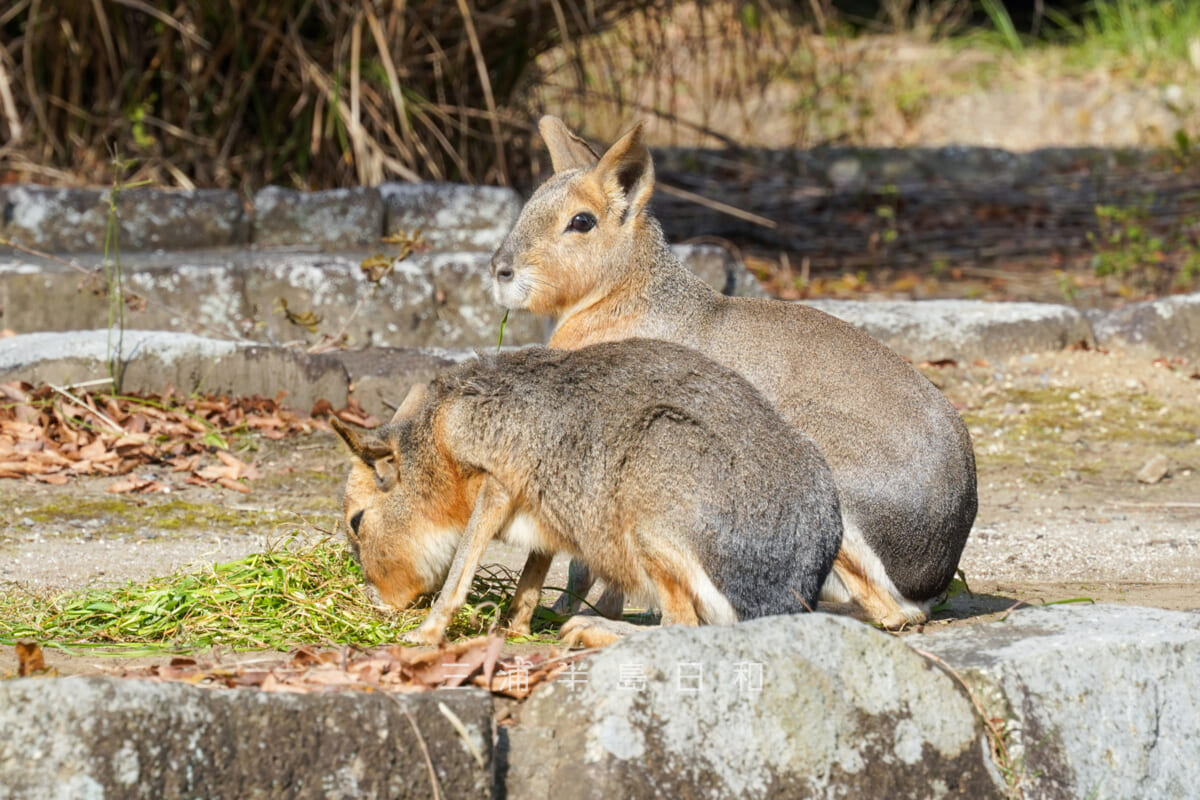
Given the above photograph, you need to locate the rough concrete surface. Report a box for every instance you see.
[0,244,742,351]
[802,298,1095,363]
[0,330,484,419]
[1088,293,1200,361]
[0,330,350,413]
[503,613,998,800]
[252,186,385,250]
[0,185,249,253]
[0,678,494,800]
[380,181,522,253]
[913,604,1200,800]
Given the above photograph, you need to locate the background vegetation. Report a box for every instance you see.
[2,1,1198,192]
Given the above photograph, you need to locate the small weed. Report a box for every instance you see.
[979,0,1023,53]
[1054,269,1079,302]
[1049,0,1200,77]
[101,161,152,393]
[1088,201,1200,295]
[930,571,972,613]
[496,309,510,351]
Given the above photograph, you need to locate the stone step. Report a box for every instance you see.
[4,605,1198,798]
[0,330,473,418]
[0,182,523,254]
[0,244,756,353]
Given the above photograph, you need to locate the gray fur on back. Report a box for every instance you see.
[432,340,843,616]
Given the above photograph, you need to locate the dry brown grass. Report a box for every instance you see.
[0,0,669,190]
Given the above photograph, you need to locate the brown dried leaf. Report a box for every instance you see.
[113,434,151,449]
[5,421,44,440]
[247,414,286,430]
[78,439,108,460]
[259,674,309,694]
[216,476,251,494]
[196,464,237,482]
[16,641,46,676]
[229,671,271,688]
[30,449,72,467]
[169,455,201,473]
[215,450,247,475]
[300,669,362,687]
[107,477,153,494]
[289,646,343,668]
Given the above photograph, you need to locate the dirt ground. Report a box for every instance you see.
[2,345,1198,676]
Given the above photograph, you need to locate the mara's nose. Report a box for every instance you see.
[491,251,515,283]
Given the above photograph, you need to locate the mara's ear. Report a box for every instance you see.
[593,121,654,222]
[539,115,599,173]
[390,383,429,424]
[330,417,391,466]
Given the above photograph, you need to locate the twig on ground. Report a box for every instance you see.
[399,702,444,800]
[46,383,125,435]
[910,645,1024,799]
[438,701,486,770]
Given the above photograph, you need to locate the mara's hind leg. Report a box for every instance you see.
[830,544,929,630]
[559,555,733,649]
[551,559,595,616]
[551,559,625,619]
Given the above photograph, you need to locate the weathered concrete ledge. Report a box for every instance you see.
[2,284,1197,422]
[1087,292,1200,362]
[0,679,494,800]
[802,298,1096,363]
[0,182,522,254]
[4,179,1198,361]
[0,244,756,351]
[3,606,1197,799]
[503,613,998,799]
[0,185,250,253]
[0,330,472,417]
[915,604,1200,800]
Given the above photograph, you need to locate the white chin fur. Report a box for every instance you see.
[492,277,530,309]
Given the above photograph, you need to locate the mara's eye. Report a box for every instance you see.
[349,510,364,537]
[566,212,596,233]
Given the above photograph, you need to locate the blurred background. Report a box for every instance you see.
[2,0,1198,300]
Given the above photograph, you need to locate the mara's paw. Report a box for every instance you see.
[875,607,928,631]
[560,616,645,649]
[502,619,532,638]
[402,620,447,646]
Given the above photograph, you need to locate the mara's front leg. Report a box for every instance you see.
[404,477,514,645]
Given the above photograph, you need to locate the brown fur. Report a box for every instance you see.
[490,116,979,628]
[332,341,844,646]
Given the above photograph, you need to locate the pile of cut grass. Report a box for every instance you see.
[0,534,560,654]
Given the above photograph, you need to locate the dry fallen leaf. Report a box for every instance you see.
[0,381,367,494]
[118,639,593,698]
[16,641,46,677]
